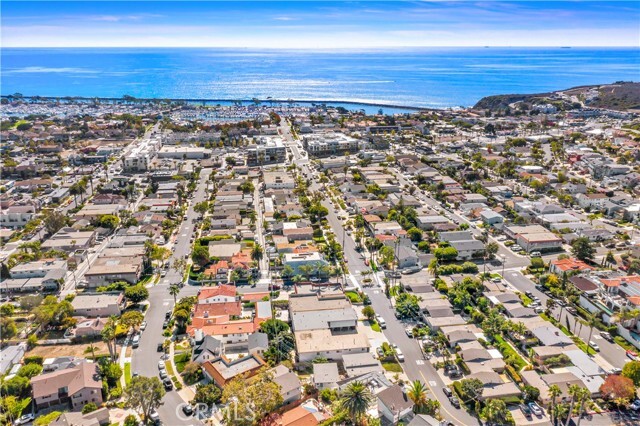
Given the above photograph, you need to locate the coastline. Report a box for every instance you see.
[0,95,434,112]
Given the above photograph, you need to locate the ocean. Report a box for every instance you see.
[2,47,639,110]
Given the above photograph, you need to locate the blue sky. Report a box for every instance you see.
[2,1,639,48]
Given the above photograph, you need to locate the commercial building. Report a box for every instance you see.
[246,137,286,166]
[303,133,360,157]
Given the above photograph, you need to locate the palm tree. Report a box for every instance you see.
[427,258,439,279]
[338,381,374,425]
[251,243,264,263]
[546,298,557,316]
[575,387,591,426]
[407,380,428,413]
[564,384,582,426]
[169,284,180,305]
[584,312,598,356]
[101,316,119,362]
[555,403,569,425]
[548,384,562,425]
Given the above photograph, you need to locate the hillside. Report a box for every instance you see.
[474,81,640,112]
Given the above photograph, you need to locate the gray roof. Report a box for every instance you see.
[273,371,301,395]
[439,231,475,242]
[313,363,340,385]
[531,326,573,347]
[291,308,357,331]
[377,384,414,412]
[193,335,223,358]
[408,415,441,426]
[450,239,485,252]
[248,332,269,350]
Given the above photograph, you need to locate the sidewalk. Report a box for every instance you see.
[168,342,195,402]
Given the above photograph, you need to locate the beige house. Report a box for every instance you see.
[31,361,103,411]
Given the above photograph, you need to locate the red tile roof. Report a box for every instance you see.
[197,284,237,300]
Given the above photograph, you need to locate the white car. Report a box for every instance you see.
[630,399,640,411]
[395,348,405,362]
[589,341,600,351]
[14,414,35,425]
[140,321,147,331]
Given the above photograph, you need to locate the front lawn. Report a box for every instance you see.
[124,362,131,385]
[371,321,381,332]
[174,352,191,373]
[382,362,404,373]
[345,291,363,304]
[493,335,527,370]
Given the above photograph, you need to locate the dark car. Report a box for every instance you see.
[163,378,173,390]
[443,387,453,397]
[165,311,172,319]
[520,404,532,418]
[162,320,170,329]
[182,405,194,416]
[449,396,460,408]
[157,343,164,352]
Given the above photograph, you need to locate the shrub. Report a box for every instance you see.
[82,403,98,414]
[23,355,44,365]
[505,365,522,384]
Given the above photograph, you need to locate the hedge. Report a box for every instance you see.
[24,355,44,365]
[505,364,522,383]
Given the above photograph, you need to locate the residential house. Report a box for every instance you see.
[377,384,414,424]
[312,363,340,390]
[31,361,103,411]
[71,292,124,318]
[202,352,266,387]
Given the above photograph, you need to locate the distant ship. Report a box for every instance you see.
[561,46,572,49]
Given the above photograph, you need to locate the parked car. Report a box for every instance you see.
[395,348,405,362]
[376,316,386,329]
[630,400,640,411]
[149,410,160,424]
[14,414,35,425]
[405,328,414,338]
[157,342,164,352]
[182,405,194,416]
[600,331,613,342]
[442,387,453,397]
[162,320,170,329]
[519,404,532,419]
[589,341,600,351]
[627,350,639,361]
[159,369,168,379]
[163,378,174,390]
[528,402,543,416]
[449,396,460,408]
[566,306,577,315]
[376,347,384,358]
[158,361,165,370]
[140,321,147,330]
[132,335,140,348]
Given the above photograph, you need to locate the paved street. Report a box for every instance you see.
[281,121,480,426]
[131,168,211,426]
[499,269,629,369]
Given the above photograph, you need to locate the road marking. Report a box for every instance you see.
[429,381,437,387]
[163,302,169,306]
[416,360,425,365]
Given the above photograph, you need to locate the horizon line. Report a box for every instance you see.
[3,45,639,49]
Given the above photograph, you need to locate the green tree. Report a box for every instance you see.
[169,284,181,305]
[16,363,42,378]
[407,380,429,414]
[622,360,640,386]
[338,381,375,425]
[0,303,15,316]
[571,237,595,262]
[82,402,98,414]
[191,245,210,267]
[1,317,18,343]
[0,396,31,423]
[120,310,144,330]
[362,306,375,322]
[548,384,562,425]
[100,361,123,388]
[484,242,499,259]
[523,385,540,402]
[43,210,67,235]
[406,227,423,242]
[395,292,420,319]
[459,378,484,402]
[221,370,283,425]
[193,383,222,406]
[123,415,138,426]
[98,214,120,229]
[251,243,264,262]
[124,376,166,422]
[481,399,510,424]
[259,319,290,339]
[124,285,149,304]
